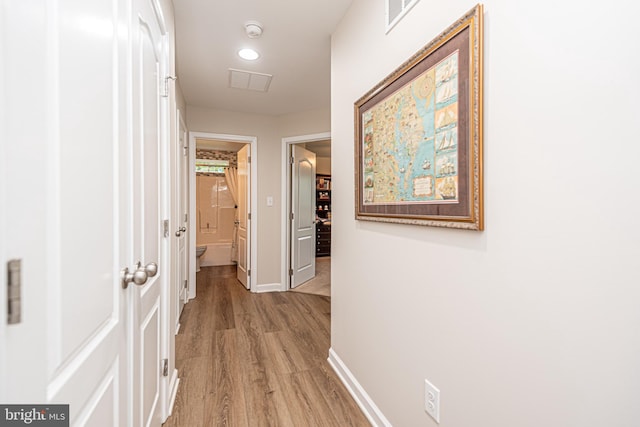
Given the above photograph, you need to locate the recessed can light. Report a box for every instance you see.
[238,48,259,60]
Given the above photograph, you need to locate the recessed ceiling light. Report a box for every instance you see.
[238,48,259,60]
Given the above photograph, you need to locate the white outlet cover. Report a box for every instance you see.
[424,379,440,423]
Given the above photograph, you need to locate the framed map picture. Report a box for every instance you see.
[355,4,484,230]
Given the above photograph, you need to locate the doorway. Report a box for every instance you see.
[188,132,257,296]
[281,132,331,294]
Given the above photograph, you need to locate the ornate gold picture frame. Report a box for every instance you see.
[355,4,484,230]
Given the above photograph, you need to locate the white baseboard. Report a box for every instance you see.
[167,369,180,418]
[253,282,283,293]
[328,348,392,427]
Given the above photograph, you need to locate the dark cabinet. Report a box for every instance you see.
[316,175,331,257]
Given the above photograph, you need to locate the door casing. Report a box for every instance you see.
[188,131,258,297]
[281,132,331,292]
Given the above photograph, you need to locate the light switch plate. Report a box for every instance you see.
[424,379,440,423]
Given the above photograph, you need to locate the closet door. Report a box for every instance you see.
[128,0,168,424]
[1,1,128,424]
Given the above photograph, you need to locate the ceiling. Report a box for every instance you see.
[173,0,353,117]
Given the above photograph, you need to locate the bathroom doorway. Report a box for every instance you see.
[188,132,257,295]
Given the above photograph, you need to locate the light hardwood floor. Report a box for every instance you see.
[163,266,369,427]
[291,257,331,297]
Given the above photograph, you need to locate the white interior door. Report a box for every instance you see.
[236,145,250,289]
[290,145,317,288]
[1,0,127,424]
[129,0,166,425]
[175,112,188,325]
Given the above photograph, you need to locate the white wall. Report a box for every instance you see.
[187,106,330,285]
[331,1,640,426]
[176,81,187,120]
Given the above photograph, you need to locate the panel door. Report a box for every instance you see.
[1,0,128,424]
[129,0,166,425]
[236,145,250,289]
[291,145,317,288]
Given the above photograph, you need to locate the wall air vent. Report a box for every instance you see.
[386,0,421,33]
[228,68,273,92]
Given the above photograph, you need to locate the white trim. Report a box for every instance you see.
[327,348,392,427]
[188,131,258,295]
[281,132,331,292]
[253,283,284,293]
[150,0,168,34]
[71,359,119,427]
[46,0,62,377]
[188,132,197,299]
[175,109,187,333]
[166,369,179,417]
[0,0,7,402]
[159,30,173,425]
[46,317,118,400]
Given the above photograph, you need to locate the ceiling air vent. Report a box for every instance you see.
[228,68,273,92]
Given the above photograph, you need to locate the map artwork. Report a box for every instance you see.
[362,50,459,205]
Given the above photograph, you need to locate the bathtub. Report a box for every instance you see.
[198,242,235,267]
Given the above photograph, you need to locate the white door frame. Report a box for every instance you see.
[188,131,258,297]
[281,132,331,292]
[0,0,6,396]
[176,109,189,318]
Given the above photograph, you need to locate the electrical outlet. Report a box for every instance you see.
[424,379,440,423]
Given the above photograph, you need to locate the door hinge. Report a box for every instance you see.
[289,268,293,276]
[162,220,170,238]
[248,156,251,164]
[162,359,169,377]
[184,213,188,223]
[290,212,294,220]
[7,259,22,325]
[248,270,251,277]
[161,75,177,98]
[184,279,188,289]
[248,213,251,220]
[290,156,294,165]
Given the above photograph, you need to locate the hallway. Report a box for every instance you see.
[164,267,368,426]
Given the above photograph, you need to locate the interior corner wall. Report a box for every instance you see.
[331,1,640,427]
[277,107,330,137]
[186,106,330,286]
[176,81,187,120]
[316,157,331,176]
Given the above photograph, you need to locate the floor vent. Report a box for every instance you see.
[228,68,273,92]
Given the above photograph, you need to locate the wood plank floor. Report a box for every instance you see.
[163,266,370,427]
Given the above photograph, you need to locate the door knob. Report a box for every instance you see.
[175,227,186,237]
[121,261,158,289]
[143,261,158,277]
[121,266,147,288]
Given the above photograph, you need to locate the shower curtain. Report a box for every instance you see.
[224,167,239,262]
